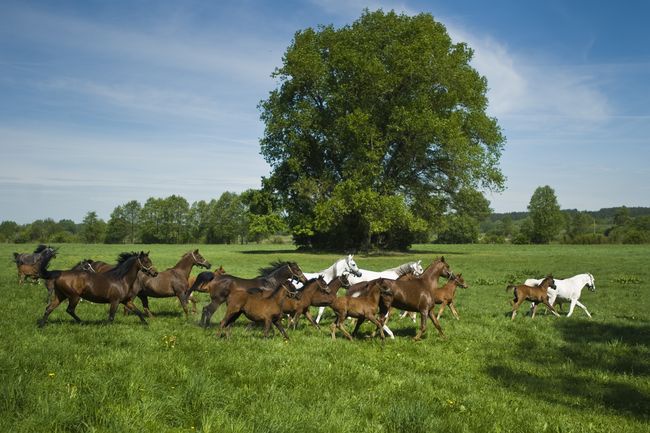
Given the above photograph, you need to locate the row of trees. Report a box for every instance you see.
[0,191,287,245]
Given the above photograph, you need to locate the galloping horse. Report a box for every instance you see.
[13,244,58,285]
[133,249,211,317]
[218,284,295,340]
[38,250,158,326]
[191,261,308,327]
[525,273,596,318]
[507,275,559,320]
[377,257,452,340]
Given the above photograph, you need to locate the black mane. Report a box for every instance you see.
[258,260,296,277]
[33,244,49,254]
[108,252,140,279]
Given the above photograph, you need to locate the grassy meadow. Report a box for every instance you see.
[1,243,649,432]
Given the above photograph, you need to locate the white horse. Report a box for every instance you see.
[301,254,362,284]
[525,273,596,318]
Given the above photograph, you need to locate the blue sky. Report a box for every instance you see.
[1,0,649,223]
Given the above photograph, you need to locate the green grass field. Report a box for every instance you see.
[1,243,648,432]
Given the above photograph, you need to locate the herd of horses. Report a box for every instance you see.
[12,244,597,340]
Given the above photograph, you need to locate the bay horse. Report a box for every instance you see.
[132,249,211,317]
[329,279,392,341]
[13,244,58,285]
[376,257,452,340]
[218,284,294,340]
[37,250,158,326]
[507,275,559,320]
[281,276,329,330]
[190,261,307,327]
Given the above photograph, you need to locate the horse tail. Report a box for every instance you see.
[12,252,20,264]
[505,285,516,292]
[186,271,215,298]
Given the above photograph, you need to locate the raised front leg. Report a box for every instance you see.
[449,303,460,320]
[573,300,592,318]
[123,300,148,324]
[38,292,64,327]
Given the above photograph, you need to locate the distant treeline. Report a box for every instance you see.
[0,191,287,245]
[2,192,649,245]
[480,206,650,244]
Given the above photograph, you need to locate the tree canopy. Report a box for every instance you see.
[259,9,505,250]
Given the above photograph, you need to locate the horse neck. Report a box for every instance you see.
[325,260,344,280]
[327,278,345,296]
[422,262,445,284]
[172,254,195,278]
[120,258,142,286]
[265,267,292,287]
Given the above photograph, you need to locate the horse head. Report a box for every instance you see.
[410,260,424,276]
[587,273,596,292]
[190,249,211,269]
[316,274,330,293]
[345,254,362,277]
[137,252,158,277]
[453,273,468,289]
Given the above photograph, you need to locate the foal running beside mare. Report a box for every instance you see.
[525,273,596,318]
[506,275,559,320]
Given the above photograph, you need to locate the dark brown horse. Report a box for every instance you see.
[218,284,294,339]
[13,244,58,285]
[38,250,158,326]
[378,257,451,340]
[132,249,211,317]
[281,276,329,330]
[191,261,308,327]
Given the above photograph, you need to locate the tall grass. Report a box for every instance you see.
[1,243,648,432]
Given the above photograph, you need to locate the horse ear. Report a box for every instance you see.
[441,256,445,262]
[457,273,462,277]
[194,249,199,253]
[417,260,421,265]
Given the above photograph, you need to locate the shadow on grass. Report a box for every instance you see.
[487,365,650,420]
[486,321,650,420]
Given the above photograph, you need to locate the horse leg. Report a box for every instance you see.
[189,293,198,314]
[66,296,82,323]
[368,316,386,341]
[567,299,578,317]
[437,302,448,320]
[303,310,320,330]
[414,311,427,341]
[139,294,153,318]
[574,300,592,318]
[511,299,524,320]
[531,303,539,319]
[38,292,64,327]
[263,320,272,338]
[427,309,444,337]
[201,299,221,328]
[334,312,353,341]
[218,311,240,338]
[351,317,365,337]
[107,301,120,323]
[273,320,289,340]
[123,300,148,324]
[315,306,326,324]
[544,300,560,317]
[449,303,460,320]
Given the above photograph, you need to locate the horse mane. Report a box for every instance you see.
[33,244,49,254]
[108,252,140,279]
[246,283,285,298]
[258,260,296,277]
[395,263,413,277]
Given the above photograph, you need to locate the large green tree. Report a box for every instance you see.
[80,211,106,243]
[526,186,563,243]
[259,10,504,250]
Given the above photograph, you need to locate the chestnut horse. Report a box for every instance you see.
[132,249,211,317]
[377,257,451,340]
[330,279,392,341]
[218,284,294,339]
[13,244,58,285]
[190,261,308,327]
[434,273,468,320]
[281,276,329,330]
[38,250,158,326]
[507,275,559,320]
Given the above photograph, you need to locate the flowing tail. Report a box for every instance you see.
[506,285,519,303]
[12,252,20,265]
[185,271,216,300]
